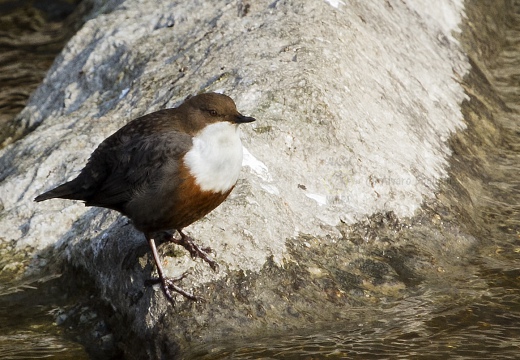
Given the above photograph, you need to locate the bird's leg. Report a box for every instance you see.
[146,234,199,302]
[166,229,219,272]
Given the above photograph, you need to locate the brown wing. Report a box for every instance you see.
[35,109,192,213]
[85,131,192,212]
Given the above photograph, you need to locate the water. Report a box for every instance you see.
[0,273,88,359]
[1,1,520,359]
[187,255,520,359]
[0,0,80,146]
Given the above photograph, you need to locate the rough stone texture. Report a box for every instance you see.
[0,0,480,357]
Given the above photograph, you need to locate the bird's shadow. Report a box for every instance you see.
[29,206,160,307]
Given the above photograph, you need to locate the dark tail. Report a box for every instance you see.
[34,180,85,202]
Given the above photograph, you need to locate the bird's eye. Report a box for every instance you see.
[209,109,218,116]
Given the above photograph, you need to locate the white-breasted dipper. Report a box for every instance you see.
[35,92,255,303]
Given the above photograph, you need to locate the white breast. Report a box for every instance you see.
[183,122,244,193]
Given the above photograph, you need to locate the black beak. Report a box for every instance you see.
[235,114,256,124]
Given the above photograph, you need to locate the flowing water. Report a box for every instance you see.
[0,0,81,146]
[0,273,88,359]
[1,1,519,359]
[186,256,520,359]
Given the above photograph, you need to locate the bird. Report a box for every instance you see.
[35,92,256,303]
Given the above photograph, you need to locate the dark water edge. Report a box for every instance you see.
[0,1,519,360]
[0,273,89,359]
[185,261,520,359]
[0,0,83,147]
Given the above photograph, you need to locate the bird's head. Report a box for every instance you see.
[179,92,255,133]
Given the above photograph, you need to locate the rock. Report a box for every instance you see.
[0,0,490,358]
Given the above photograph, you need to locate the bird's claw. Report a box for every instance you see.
[145,272,201,303]
[170,231,220,272]
[162,277,200,302]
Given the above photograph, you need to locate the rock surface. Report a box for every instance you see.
[0,0,490,358]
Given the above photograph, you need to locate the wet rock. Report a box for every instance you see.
[0,0,499,358]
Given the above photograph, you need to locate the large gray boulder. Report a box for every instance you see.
[0,0,482,357]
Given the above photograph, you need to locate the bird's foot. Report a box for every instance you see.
[170,230,219,272]
[145,273,200,303]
